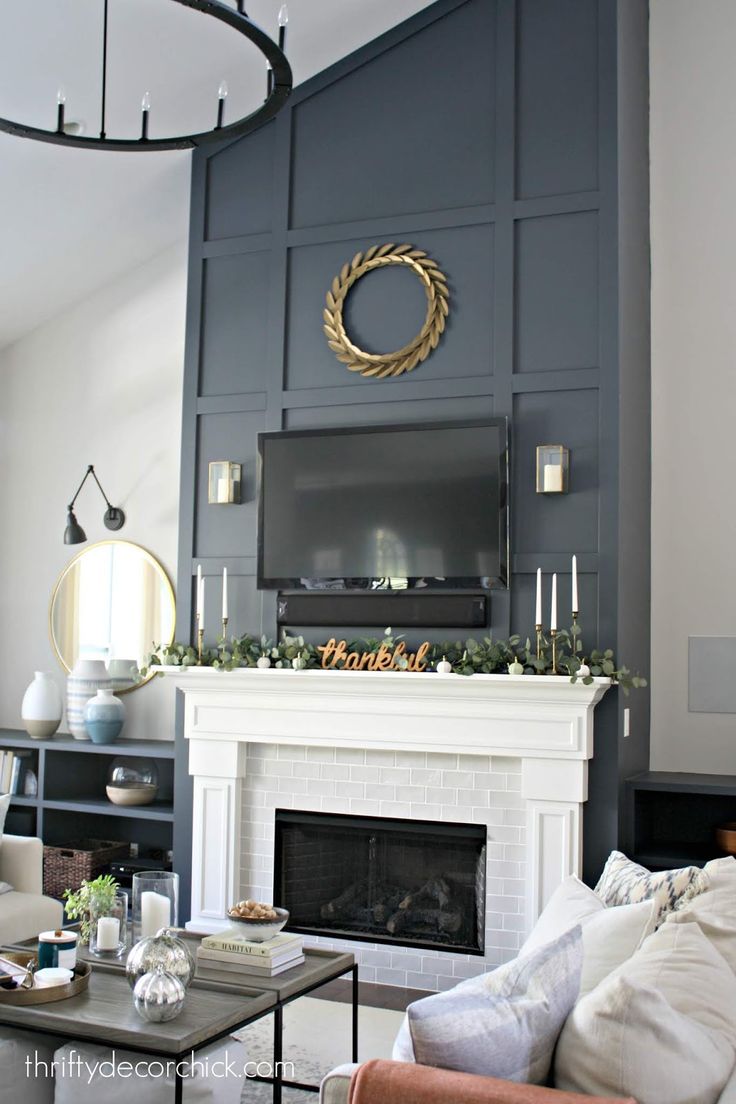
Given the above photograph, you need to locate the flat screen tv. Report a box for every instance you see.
[257,419,509,591]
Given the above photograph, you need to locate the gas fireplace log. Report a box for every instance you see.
[320,880,366,919]
[386,905,463,936]
[398,876,452,911]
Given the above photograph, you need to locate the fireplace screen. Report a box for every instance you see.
[274,809,487,954]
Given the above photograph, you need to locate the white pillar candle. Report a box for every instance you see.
[96,916,120,951]
[222,567,228,621]
[141,890,171,939]
[543,464,563,493]
[550,573,558,631]
[535,568,542,625]
[572,554,579,615]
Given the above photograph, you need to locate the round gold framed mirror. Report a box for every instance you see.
[49,540,176,692]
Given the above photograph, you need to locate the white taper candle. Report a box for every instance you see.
[572,555,579,615]
[222,567,228,621]
[550,573,557,632]
[535,568,542,625]
[196,564,202,620]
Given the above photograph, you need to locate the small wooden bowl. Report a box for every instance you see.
[716,822,736,855]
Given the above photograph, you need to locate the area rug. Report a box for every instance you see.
[236,997,404,1103]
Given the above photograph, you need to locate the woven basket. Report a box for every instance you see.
[43,839,130,898]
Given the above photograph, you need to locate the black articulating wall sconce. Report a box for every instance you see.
[64,465,126,545]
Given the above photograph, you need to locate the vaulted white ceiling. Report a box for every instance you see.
[0,0,432,349]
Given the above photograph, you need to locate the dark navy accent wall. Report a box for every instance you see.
[173,0,651,910]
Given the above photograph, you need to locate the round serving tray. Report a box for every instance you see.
[0,955,91,1005]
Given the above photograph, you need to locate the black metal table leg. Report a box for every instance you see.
[273,1005,283,1104]
[351,964,359,1064]
[175,1067,183,1104]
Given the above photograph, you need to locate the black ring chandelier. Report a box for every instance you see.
[0,0,292,152]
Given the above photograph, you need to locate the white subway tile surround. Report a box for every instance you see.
[240,744,526,989]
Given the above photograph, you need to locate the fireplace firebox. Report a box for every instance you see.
[274,809,487,954]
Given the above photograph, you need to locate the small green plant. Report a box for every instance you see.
[63,874,120,944]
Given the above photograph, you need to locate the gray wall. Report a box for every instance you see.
[175,0,651,902]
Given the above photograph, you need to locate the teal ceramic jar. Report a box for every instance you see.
[83,688,125,744]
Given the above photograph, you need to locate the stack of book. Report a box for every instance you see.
[195,931,304,983]
[0,749,31,795]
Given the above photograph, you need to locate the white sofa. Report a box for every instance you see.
[320,859,736,1104]
[0,834,64,944]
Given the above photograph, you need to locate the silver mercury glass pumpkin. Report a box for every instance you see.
[133,967,185,1022]
[126,927,195,991]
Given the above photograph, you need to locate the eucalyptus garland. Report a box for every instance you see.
[140,624,646,694]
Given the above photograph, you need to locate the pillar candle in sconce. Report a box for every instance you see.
[536,445,569,494]
[543,465,563,492]
[208,461,242,505]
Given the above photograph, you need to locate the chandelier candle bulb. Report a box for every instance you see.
[278,4,288,50]
[216,80,228,129]
[550,572,558,632]
[572,555,579,616]
[140,91,150,140]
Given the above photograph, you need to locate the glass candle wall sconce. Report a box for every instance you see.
[208,461,241,505]
[536,445,569,494]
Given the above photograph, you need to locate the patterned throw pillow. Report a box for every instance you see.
[396,925,583,1085]
[595,851,708,927]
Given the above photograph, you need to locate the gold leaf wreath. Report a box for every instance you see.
[323,243,450,379]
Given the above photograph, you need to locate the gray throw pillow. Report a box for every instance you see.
[399,925,583,1084]
[595,850,708,928]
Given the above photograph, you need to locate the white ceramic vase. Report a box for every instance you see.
[21,671,63,739]
[66,659,112,740]
[107,658,137,692]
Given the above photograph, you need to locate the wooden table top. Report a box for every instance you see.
[0,967,276,1055]
[7,933,355,1008]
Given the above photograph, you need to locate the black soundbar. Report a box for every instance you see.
[277,591,488,629]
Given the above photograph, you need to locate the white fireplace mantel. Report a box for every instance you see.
[166,668,610,937]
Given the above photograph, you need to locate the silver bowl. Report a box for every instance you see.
[225,907,290,943]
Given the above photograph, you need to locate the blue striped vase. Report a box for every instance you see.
[66,660,111,740]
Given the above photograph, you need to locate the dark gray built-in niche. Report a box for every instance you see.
[174,0,651,914]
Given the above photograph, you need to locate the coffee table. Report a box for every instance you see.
[5,937,358,1104]
[0,963,275,1102]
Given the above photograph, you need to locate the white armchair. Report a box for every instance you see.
[0,835,63,944]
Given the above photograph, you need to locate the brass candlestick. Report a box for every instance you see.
[197,627,204,665]
[550,629,558,675]
[222,616,229,640]
[535,624,543,660]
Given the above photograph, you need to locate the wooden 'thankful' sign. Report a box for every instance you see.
[317,638,430,672]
